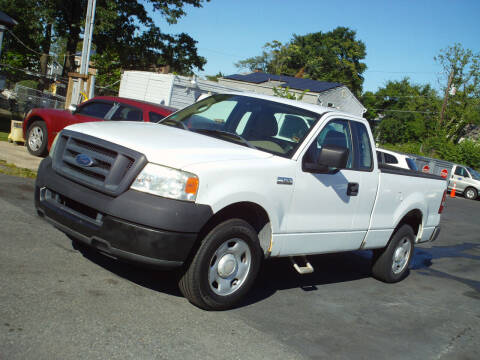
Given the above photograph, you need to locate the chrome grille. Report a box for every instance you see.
[52,130,147,196]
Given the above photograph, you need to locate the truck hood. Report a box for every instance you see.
[64,121,272,169]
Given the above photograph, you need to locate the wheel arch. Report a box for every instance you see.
[393,208,423,241]
[196,201,272,257]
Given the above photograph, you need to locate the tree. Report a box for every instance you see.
[235,27,367,96]
[1,0,209,91]
[56,0,208,77]
[435,43,480,143]
[363,78,440,144]
[0,1,46,75]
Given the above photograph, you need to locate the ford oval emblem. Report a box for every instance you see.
[75,154,94,167]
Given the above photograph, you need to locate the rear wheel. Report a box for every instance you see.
[179,219,262,310]
[26,121,48,157]
[464,187,478,200]
[372,224,415,283]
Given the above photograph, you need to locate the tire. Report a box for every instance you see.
[464,187,478,200]
[179,219,262,310]
[26,121,48,157]
[372,224,415,283]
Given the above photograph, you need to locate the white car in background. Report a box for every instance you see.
[377,148,418,171]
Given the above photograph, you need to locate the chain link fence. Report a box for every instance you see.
[0,65,68,119]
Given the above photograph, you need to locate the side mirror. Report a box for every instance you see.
[303,144,349,173]
[68,104,77,113]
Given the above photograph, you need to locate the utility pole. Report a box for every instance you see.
[439,70,454,126]
[79,0,97,98]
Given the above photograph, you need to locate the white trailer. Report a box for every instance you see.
[118,71,242,110]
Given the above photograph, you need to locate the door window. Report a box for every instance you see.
[454,166,469,177]
[76,101,113,118]
[377,151,384,164]
[110,105,143,121]
[305,119,354,169]
[351,121,373,171]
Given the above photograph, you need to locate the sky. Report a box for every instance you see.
[150,0,480,93]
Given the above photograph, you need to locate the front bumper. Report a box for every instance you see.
[35,157,213,268]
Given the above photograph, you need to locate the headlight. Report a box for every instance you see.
[131,163,199,202]
[49,133,60,157]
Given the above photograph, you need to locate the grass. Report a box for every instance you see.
[0,160,37,179]
[0,131,8,141]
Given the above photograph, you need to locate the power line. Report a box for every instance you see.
[7,30,58,59]
[365,70,439,74]
[369,108,437,114]
[0,63,69,81]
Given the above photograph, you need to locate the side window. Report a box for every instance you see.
[110,105,143,121]
[305,119,354,169]
[76,101,113,118]
[384,153,398,164]
[454,167,468,177]
[352,122,373,170]
[377,151,384,164]
[149,112,166,123]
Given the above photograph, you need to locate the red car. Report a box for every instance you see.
[23,96,176,156]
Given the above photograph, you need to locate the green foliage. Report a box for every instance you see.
[435,43,480,143]
[91,52,121,94]
[272,86,308,101]
[205,72,224,82]
[363,78,441,144]
[383,137,480,170]
[16,80,39,89]
[1,1,208,83]
[236,27,367,96]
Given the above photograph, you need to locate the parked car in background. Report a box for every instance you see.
[23,96,176,156]
[448,164,480,200]
[376,148,418,171]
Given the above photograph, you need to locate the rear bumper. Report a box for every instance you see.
[428,226,441,242]
[35,157,213,268]
[418,226,441,244]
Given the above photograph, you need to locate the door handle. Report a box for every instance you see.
[347,182,359,196]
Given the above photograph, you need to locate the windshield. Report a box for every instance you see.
[467,167,480,180]
[159,94,320,157]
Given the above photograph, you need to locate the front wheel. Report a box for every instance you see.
[179,219,262,310]
[372,224,415,283]
[464,187,478,200]
[26,121,48,157]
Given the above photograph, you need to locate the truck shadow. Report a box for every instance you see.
[242,251,373,306]
[75,241,480,308]
[77,243,183,297]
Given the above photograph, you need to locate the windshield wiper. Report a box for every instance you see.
[160,118,190,131]
[194,129,257,149]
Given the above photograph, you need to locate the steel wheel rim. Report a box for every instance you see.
[208,238,252,296]
[466,189,475,199]
[28,126,43,151]
[392,237,411,274]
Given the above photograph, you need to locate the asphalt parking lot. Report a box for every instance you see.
[0,173,479,360]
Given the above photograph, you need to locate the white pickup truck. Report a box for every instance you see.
[35,93,447,310]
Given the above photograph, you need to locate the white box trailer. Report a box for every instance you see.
[118,71,242,110]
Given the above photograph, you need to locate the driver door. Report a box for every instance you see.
[279,117,378,256]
